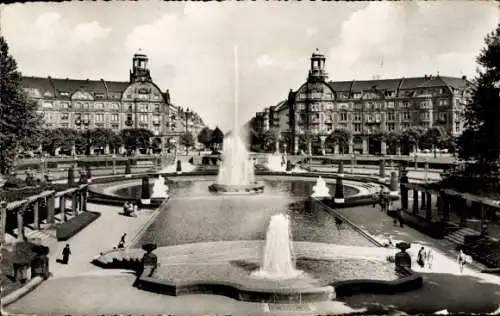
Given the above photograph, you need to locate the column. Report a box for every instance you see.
[47,195,55,224]
[396,146,401,156]
[112,154,117,175]
[424,162,429,183]
[425,192,432,220]
[33,200,40,230]
[348,136,354,155]
[420,190,426,210]
[104,144,110,155]
[480,203,487,235]
[442,193,450,222]
[17,206,24,241]
[400,184,409,211]
[0,200,7,244]
[381,140,387,155]
[319,136,327,155]
[413,189,419,214]
[40,159,45,179]
[82,188,88,212]
[294,136,299,155]
[460,198,467,227]
[59,195,66,223]
[307,139,312,156]
[79,191,85,212]
[362,137,368,155]
[72,193,78,215]
[334,144,340,155]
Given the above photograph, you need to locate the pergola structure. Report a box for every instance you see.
[0,184,89,243]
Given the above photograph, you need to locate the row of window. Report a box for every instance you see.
[40,101,166,112]
[300,87,454,101]
[301,111,453,122]
[54,123,164,131]
[46,112,163,124]
[294,99,453,112]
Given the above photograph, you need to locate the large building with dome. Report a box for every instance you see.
[250,49,472,155]
[21,51,205,152]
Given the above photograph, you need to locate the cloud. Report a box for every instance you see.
[1,2,497,130]
[4,11,112,51]
[328,1,498,80]
[305,27,317,37]
[73,21,111,44]
[254,54,275,69]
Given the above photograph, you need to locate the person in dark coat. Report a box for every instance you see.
[117,233,127,249]
[61,244,71,264]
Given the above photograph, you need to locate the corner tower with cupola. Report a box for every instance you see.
[130,49,152,83]
[289,49,337,155]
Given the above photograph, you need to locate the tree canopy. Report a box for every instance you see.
[197,127,213,149]
[458,24,500,173]
[211,127,224,145]
[0,36,42,173]
[180,131,195,149]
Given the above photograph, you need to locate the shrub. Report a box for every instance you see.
[56,211,100,241]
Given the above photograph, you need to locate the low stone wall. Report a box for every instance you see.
[135,276,334,303]
[333,267,423,297]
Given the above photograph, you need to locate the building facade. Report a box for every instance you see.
[21,51,205,153]
[252,49,472,155]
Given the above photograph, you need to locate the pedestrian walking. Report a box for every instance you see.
[61,244,71,264]
[417,246,426,268]
[397,208,404,228]
[426,249,434,270]
[117,233,127,249]
[457,249,471,273]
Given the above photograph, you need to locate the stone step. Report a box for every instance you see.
[444,234,464,245]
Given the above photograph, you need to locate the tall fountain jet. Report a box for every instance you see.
[209,46,264,194]
[252,213,302,279]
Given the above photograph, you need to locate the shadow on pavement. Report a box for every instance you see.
[340,272,500,314]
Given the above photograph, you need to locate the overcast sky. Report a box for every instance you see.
[1,1,498,131]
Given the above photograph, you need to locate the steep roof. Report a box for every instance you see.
[21,76,131,99]
[21,76,54,95]
[328,76,470,93]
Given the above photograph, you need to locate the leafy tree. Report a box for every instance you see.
[89,128,115,150]
[197,127,213,149]
[458,24,500,176]
[386,131,402,154]
[0,36,42,173]
[180,132,195,149]
[211,127,224,150]
[421,126,448,157]
[109,133,123,154]
[401,126,426,153]
[120,128,153,153]
[262,128,281,152]
[326,128,351,154]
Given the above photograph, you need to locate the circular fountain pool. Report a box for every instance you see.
[95,175,406,303]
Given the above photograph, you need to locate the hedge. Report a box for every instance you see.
[56,211,101,241]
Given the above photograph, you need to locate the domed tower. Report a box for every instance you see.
[130,49,152,83]
[308,48,328,82]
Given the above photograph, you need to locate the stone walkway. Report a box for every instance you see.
[5,172,500,315]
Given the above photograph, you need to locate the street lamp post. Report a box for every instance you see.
[185,108,192,156]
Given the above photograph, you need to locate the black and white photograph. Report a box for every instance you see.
[0,1,499,315]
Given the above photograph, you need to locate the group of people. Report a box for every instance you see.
[123,201,138,216]
[417,246,434,270]
[373,186,405,227]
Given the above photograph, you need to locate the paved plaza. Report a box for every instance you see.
[5,192,500,315]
